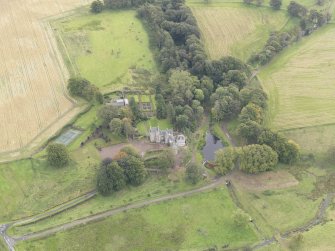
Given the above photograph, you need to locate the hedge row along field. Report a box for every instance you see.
[189,2,291,60]
[0,0,90,159]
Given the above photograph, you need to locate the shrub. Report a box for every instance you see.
[186,162,202,184]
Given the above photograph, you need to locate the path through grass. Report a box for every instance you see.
[15,187,259,251]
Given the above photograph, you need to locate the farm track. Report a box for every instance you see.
[1,178,226,250]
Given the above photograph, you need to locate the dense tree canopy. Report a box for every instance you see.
[67,77,98,101]
[91,0,104,13]
[214,148,237,175]
[239,144,278,173]
[287,1,307,18]
[211,86,241,121]
[270,0,282,10]
[47,143,70,168]
[118,155,147,186]
[97,161,126,195]
[185,162,202,184]
[258,129,300,164]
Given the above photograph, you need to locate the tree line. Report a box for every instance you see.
[249,1,331,65]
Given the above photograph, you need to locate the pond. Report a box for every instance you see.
[202,132,224,161]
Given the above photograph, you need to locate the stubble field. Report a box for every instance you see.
[0,0,90,159]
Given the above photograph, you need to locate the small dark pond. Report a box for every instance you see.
[202,132,224,161]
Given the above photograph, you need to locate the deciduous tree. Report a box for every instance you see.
[47,143,70,168]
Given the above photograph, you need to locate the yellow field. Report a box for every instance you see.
[190,3,290,60]
[260,25,335,131]
[0,0,90,159]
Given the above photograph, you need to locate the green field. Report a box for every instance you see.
[52,9,156,91]
[259,25,335,132]
[283,124,335,155]
[188,2,293,60]
[9,175,207,237]
[235,171,322,235]
[15,188,259,251]
[0,145,99,222]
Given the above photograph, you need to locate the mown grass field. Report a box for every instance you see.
[260,25,335,133]
[188,2,292,60]
[52,10,156,91]
[15,188,259,251]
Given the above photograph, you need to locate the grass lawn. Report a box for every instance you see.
[259,24,335,131]
[52,9,156,92]
[235,171,321,235]
[0,238,6,250]
[137,118,172,136]
[188,2,293,61]
[15,187,259,251]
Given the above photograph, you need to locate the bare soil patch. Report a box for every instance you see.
[231,170,299,191]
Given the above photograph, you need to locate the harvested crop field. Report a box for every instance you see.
[0,0,90,159]
[260,25,335,131]
[189,3,290,60]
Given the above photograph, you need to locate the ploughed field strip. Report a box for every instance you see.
[0,0,89,156]
[261,25,335,131]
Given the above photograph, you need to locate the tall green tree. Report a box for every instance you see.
[214,148,237,175]
[185,162,202,184]
[109,118,123,135]
[47,143,70,168]
[67,77,96,101]
[155,94,167,119]
[169,70,199,105]
[97,161,126,195]
[91,0,104,13]
[118,156,147,186]
[239,144,278,173]
[270,0,282,10]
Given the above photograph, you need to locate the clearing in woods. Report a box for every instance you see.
[188,2,292,60]
[259,25,335,132]
[0,0,90,160]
